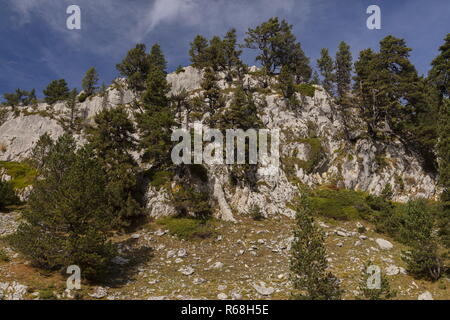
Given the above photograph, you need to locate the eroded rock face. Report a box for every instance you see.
[0,114,64,161]
[0,66,440,220]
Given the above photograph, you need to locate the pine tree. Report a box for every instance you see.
[290,194,342,300]
[437,99,450,247]
[137,47,176,167]
[278,65,298,107]
[317,48,335,96]
[286,43,312,83]
[43,79,70,104]
[222,28,244,81]
[431,35,450,202]
[11,134,115,280]
[64,88,83,133]
[429,34,450,99]
[335,41,353,99]
[82,67,99,97]
[149,44,167,74]
[401,200,442,281]
[87,106,141,228]
[311,71,320,85]
[200,67,226,122]
[221,86,261,189]
[354,37,424,138]
[206,36,225,72]
[358,261,395,300]
[3,88,36,107]
[245,17,310,75]
[116,44,150,92]
[217,85,261,130]
[189,35,209,69]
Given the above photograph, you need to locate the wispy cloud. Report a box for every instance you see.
[7,0,314,53]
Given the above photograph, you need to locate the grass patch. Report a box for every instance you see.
[0,161,37,189]
[38,286,56,300]
[157,217,217,240]
[310,186,372,221]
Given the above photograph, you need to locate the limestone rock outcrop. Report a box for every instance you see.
[0,66,440,220]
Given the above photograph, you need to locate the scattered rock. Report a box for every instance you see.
[167,250,177,258]
[253,282,275,296]
[418,291,433,300]
[0,281,28,300]
[177,249,188,257]
[335,230,350,237]
[193,278,206,285]
[231,292,243,300]
[217,293,228,300]
[179,266,195,276]
[211,261,224,269]
[89,287,108,299]
[385,265,401,276]
[154,230,166,236]
[375,238,393,250]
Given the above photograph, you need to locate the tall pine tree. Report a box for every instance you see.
[290,193,342,300]
[87,106,142,228]
[335,41,353,99]
[116,44,150,92]
[137,45,176,167]
[317,48,335,96]
[11,134,115,280]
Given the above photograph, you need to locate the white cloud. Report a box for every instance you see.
[8,0,315,49]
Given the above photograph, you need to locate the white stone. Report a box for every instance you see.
[252,282,275,296]
[375,238,393,250]
[418,291,433,300]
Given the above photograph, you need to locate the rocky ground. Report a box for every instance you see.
[0,211,448,300]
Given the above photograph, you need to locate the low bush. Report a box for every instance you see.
[157,217,217,240]
[0,249,10,262]
[0,161,37,189]
[0,180,20,210]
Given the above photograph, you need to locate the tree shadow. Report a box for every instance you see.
[101,238,154,288]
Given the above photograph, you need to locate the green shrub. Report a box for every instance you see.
[0,180,20,210]
[0,249,10,262]
[148,170,173,189]
[358,261,396,300]
[0,161,37,189]
[175,65,185,74]
[172,184,212,218]
[39,286,56,300]
[403,243,442,281]
[297,138,323,174]
[189,164,208,182]
[310,187,371,220]
[157,217,216,240]
[250,205,264,221]
[78,92,88,103]
[296,83,316,97]
[0,108,8,126]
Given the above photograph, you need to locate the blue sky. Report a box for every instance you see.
[1,0,449,100]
